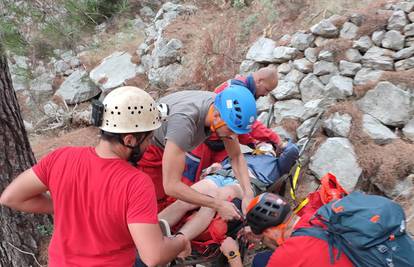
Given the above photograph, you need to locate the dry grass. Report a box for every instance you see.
[280,118,301,141]
[355,0,394,37]
[325,102,414,195]
[354,81,378,98]
[315,38,353,62]
[124,74,149,89]
[380,69,414,89]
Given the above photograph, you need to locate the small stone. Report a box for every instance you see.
[387,10,408,31]
[340,22,359,40]
[304,47,318,63]
[239,60,262,75]
[353,36,373,53]
[408,12,414,23]
[404,23,414,37]
[382,30,405,50]
[277,62,292,75]
[339,60,362,77]
[403,119,414,141]
[362,114,398,144]
[394,47,414,60]
[345,49,362,63]
[318,50,334,62]
[323,112,352,137]
[372,30,386,46]
[350,13,365,26]
[311,19,339,38]
[395,57,414,71]
[314,36,330,47]
[293,58,313,73]
[313,61,338,76]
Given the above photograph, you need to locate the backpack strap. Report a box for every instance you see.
[292,227,341,264]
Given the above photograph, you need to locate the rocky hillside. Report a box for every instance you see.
[3,0,414,233]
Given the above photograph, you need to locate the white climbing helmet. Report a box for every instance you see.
[100,86,162,133]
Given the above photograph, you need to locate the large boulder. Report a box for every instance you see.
[305,47,318,63]
[256,95,273,112]
[339,60,362,77]
[325,75,353,99]
[354,68,383,86]
[148,63,184,89]
[55,70,100,105]
[310,137,362,192]
[290,32,315,51]
[90,52,138,92]
[293,58,313,73]
[345,48,363,63]
[297,117,321,139]
[299,74,325,102]
[30,72,54,103]
[340,22,359,40]
[362,46,395,71]
[353,36,373,53]
[313,61,338,76]
[240,60,262,75]
[273,47,298,63]
[310,19,339,38]
[273,99,306,123]
[387,10,408,31]
[272,80,300,100]
[152,38,182,68]
[285,69,305,84]
[323,112,352,137]
[357,81,414,126]
[246,37,277,62]
[372,30,386,46]
[362,114,398,144]
[403,118,414,141]
[381,30,405,51]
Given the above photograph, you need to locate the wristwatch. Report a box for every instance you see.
[226,250,240,260]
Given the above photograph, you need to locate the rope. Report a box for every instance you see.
[7,242,45,267]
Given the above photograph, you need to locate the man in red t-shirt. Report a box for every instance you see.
[0,86,190,267]
[219,193,353,267]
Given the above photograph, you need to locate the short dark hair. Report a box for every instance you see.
[100,130,151,144]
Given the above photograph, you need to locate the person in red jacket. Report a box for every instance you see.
[183,67,281,186]
[0,87,190,267]
[219,193,353,267]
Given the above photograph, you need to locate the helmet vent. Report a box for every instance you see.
[128,106,131,110]
[138,111,141,114]
[131,111,134,114]
[135,125,138,127]
[115,106,118,109]
[233,100,239,105]
[113,124,117,127]
[111,111,114,114]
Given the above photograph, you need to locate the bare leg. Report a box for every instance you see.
[178,184,244,240]
[158,179,219,227]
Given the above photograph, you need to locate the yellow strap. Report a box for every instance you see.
[293,197,309,214]
[290,163,302,200]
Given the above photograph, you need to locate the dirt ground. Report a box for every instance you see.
[29,127,99,160]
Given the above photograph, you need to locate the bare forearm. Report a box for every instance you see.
[231,155,253,195]
[228,257,243,267]
[157,236,186,265]
[3,193,53,214]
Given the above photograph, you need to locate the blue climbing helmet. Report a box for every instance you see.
[214,85,257,134]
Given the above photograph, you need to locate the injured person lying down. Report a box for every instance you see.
[158,140,299,241]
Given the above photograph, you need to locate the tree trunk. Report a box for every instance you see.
[0,42,52,266]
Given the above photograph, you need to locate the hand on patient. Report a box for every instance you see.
[200,162,223,179]
[217,199,242,221]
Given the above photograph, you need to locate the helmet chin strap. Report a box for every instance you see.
[208,105,226,132]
